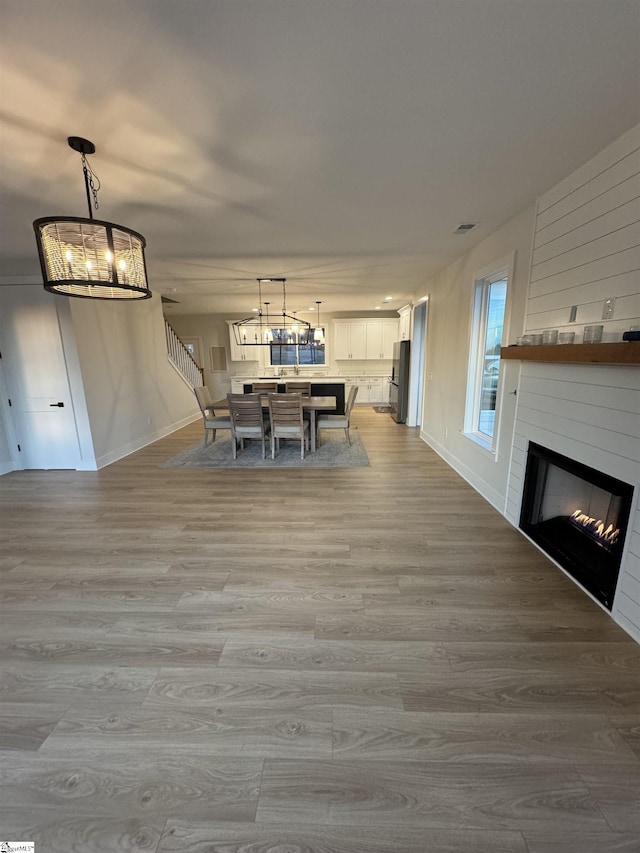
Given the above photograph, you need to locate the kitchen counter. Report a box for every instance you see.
[230,374,391,408]
[231,374,389,380]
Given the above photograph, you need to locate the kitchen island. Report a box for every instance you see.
[240,379,345,414]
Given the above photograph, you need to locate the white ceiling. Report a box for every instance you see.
[1,0,638,316]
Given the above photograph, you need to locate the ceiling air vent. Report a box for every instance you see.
[453,223,477,235]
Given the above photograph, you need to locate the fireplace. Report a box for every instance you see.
[519,442,634,610]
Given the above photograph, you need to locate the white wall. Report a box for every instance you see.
[418,205,536,509]
[70,296,199,468]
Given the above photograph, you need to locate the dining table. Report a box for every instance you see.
[215,395,337,453]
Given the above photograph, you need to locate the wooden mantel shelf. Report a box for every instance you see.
[500,341,640,365]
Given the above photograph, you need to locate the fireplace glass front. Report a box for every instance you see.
[519,442,633,610]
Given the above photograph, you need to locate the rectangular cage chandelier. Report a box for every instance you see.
[233,278,313,346]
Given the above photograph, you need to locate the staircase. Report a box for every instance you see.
[165,320,204,388]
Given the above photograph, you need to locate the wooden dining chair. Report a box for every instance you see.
[226,393,271,459]
[284,381,311,397]
[268,393,310,460]
[251,382,279,394]
[194,386,232,446]
[316,385,358,446]
[285,381,312,424]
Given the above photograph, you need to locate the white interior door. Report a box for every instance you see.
[0,286,80,469]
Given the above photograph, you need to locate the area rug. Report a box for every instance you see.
[163,429,370,468]
[373,406,393,413]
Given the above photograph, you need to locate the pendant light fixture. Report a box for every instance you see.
[233,278,311,345]
[33,136,151,300]
[263,303,274,343]
[314,301,325,344]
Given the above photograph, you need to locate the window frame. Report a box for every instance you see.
[463,253,514,454]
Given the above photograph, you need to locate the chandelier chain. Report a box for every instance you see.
[81,153,101,211]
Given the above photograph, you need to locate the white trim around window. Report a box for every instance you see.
[463,252,515,454]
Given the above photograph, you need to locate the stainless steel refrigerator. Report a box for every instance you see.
[390,340,410,423]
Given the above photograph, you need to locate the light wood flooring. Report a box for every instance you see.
[1,408,639,852]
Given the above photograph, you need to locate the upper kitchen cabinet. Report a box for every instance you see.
[227,322,261,363]
[398,306,412,341]
[334,318,399,360]
[333,320,367,360]
[366,319,398,359]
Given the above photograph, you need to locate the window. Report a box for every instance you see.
[180,337,202,366]
[464,261,510,448]
[269,332,326,366]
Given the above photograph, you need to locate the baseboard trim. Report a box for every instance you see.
[93,413,200,470]
[419,429,504,514]
[0,460,15,476]
[76,461,99,471]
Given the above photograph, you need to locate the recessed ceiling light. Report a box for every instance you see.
[374,306,381,310]
[252,307,259,313]
[383,296,393,302]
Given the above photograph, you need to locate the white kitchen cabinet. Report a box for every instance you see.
[228,323,261,363]
[365,376,383,403]
[398,306,412,341]
[381,320,398,358]
[352,375,387,404]
[334,319,398,360]
[366,320,398,359]
[343,376,358,401]
[334,320,367,360]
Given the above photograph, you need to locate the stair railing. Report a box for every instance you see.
[164,320,204,388]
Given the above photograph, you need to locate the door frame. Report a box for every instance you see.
[407,297,429,428]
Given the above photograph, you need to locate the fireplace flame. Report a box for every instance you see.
[570,509,619,546]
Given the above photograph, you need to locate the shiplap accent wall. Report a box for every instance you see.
[506,124,640,642]
[526,123,640,338]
